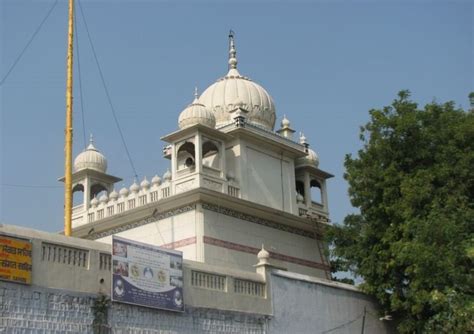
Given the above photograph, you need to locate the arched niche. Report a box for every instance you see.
[90,183,108,200]
[202,138,220,169]
[177,140,195,170]
[296,180,305,198]
[310,179,322,204]
[72,183,84,206]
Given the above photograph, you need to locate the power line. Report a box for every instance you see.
[1,183,61,189]
[0,0,59,86]
[321,313,363,334]
[76,0,139,180]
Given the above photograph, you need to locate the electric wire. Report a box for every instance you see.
[1,183,61,189]
[0,0,59,87]
[76,0,139,180]
[320,313,363,333]
[73,3,87,150]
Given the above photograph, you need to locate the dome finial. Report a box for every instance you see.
[87,133,96,150]
[228,30,238,70]
[193,87,199,102]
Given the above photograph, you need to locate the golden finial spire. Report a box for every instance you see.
[228,30,238,70]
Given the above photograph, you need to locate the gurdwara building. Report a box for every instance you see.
[0,35,393,333]
[68,35,333,279]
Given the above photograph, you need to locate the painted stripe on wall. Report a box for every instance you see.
[160,236,197,249]
[203,236,330,271]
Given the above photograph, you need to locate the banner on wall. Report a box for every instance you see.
[111,236,184,312]
[0,234,32,285]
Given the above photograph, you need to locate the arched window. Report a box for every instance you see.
[177,141,195,170]
[310,179,322,204]
[72,183,84,206]
[296,180,305,198]
[202,139,220,169]
[91,183,108,200]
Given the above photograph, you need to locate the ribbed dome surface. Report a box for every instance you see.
[178,98,216,129]
[74,140,107,173]
[296,148,319,168]
[199,68,276,130]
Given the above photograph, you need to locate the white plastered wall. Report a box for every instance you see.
[96,209,200,261]
[202,208,326,278]
[230,138,297,214]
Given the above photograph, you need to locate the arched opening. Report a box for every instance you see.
[310,179,322,204]
[202,139,220,169]
[296,180,305,200]
[72,184,84,206]
[177,141,195,171]
[91,183,108,200]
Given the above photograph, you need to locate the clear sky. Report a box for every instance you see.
[1,0,472,232]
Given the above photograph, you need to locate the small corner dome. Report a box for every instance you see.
[109,189,119,200]
[140,177,150,189]
[281,115,291,128]
[74,137,107,173]
[257,246,270,260]
[178,95,216,129]
[296,148,319,168]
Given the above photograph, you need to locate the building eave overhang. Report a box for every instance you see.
[295,165,334,179]
[161,124,233,143]
[222,125,307,157]
[58,169,122,183]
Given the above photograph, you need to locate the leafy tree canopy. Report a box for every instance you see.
[327,91,474,332]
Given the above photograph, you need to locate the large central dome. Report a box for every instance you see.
[198,34,276,131]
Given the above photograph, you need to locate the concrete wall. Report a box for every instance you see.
[269,270,394,334]
[0,281,266,334]
[0,224,393,334]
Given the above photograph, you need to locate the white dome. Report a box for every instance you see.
[99,194,108,204]
[91,197,99,207]
[140,177,150,189]
[151,175,161,186]
[74,138,107,173]
[119,187,129,197]
[257,246,270,260]
[199,68,276,130]
[109,189,119,200]
[198,34,276,131]
[130,181,140,193]
[163,169,172,182]
[178,97,216,129]
[281,115,291,128]
[296,148,319,168]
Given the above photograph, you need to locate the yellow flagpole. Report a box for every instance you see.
[64,0,74,236]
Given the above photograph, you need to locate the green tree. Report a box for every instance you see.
[327,91,474,332]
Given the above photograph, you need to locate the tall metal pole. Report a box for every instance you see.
[64,0,74,236]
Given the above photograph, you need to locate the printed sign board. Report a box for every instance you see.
[0,235,32,285]
[111,236,184,312]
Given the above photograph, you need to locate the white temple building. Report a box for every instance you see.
[1,33,393,334]
[66,34,333,279]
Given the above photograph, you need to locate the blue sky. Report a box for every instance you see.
[1,0,472,232]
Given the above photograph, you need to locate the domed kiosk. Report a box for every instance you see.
[60,135,121,222]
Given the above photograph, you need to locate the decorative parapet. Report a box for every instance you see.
[72,173,241,229]
[297,202,329,223]
[0,223,272,315]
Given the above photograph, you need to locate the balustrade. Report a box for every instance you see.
[72,175,241,227]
